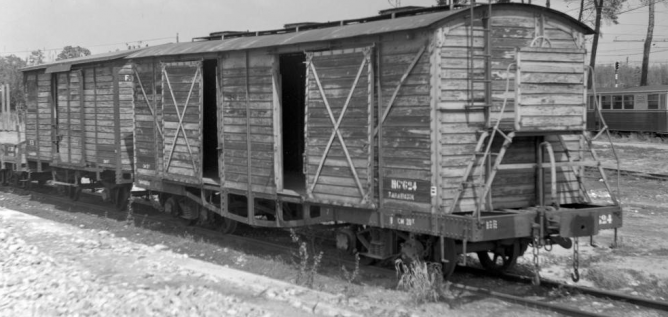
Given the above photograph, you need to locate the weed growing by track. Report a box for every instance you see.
[125,198,135,226]
[395,259,445,305]
[585,266,628,289]
[340,252,360,298]
[289,229,323,289]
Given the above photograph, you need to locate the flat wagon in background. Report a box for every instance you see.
[21,3,623,281]
[587,85,668,134]
[21,51,137,206]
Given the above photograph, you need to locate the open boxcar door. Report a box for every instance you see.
[304,47,375,208]
[161,61,203,184]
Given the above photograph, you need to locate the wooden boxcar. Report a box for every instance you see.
[21,3,623,280]
[587,85,668,133]
[21,51,138,205]
[124,3,622,278]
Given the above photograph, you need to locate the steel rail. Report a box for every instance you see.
[585,166,668,181]
[458,266,668,313]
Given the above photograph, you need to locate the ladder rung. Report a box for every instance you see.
[474,152,498,156]
[465,103,493,107]
[472,79,492,83]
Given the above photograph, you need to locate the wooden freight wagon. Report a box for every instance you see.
[127,3,622,279]
[21,51,138,206]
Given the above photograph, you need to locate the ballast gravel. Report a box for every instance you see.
[0,208,357,317]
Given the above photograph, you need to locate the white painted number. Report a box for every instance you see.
[599,214,613,225]
[485,220,498,230]
[397,218,415,226]
[142,164,151,169]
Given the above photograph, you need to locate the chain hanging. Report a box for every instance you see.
[532,234,541,285]
[571,237,580,282]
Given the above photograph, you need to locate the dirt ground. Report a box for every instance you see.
[0,208,360,317]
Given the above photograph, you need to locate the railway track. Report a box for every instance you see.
[5,184,668,317]
[587,166,668,182]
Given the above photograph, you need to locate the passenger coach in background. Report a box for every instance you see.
[21,3,623,283]
[587,85,668,134]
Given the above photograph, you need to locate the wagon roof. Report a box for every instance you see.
[21,48,147,72]
[127,3,594,59]
[591,85,668,94]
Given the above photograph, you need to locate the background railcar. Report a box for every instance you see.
[586,85,668,134]
[21,51,137,206]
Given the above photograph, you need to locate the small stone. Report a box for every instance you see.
[153,244,168,251]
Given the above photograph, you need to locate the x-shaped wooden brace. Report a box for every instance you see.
[308,50,370,204]
[163,66,200,174]
[133,69,163,138]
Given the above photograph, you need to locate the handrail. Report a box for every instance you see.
[473,63,515,220]
[586,65,621,204]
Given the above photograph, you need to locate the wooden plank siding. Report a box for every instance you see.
[515,47,586,131]
[54,72,83,165]
[132,60,164,179]
[23,72,48,161]
[221,51,276,195]
[69,64,134,172]
[24,71,52,161]
[161,61,202,183]
[305,47,374,208]
[377,34,434,213]
[436,8,587,213]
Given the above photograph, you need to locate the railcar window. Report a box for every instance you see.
[623,95,634,109]
[601,95,611,109]
[612,95,623,109]
[648,94,659,110]
[662,94,667,110]
[587,96,594,110]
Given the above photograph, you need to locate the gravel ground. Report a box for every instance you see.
[0,208,359,317]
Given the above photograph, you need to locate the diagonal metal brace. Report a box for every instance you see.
[163,66,200,174]
[133,69,163,138]
[308,54,369,203]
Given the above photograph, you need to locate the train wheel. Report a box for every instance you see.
[434,238,457,280]
[477,241,519,274]
[218,217,238,235]
[163,197,180,218]
[114,186,130,211]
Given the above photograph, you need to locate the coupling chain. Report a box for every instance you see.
[571,237,580,282]
[532,235,541,285]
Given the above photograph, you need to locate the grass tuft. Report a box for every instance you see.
[585,266,628,290]
[290,229,323,289]
[395,258,445,305]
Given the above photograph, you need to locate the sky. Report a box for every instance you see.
[0,0,666,67]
